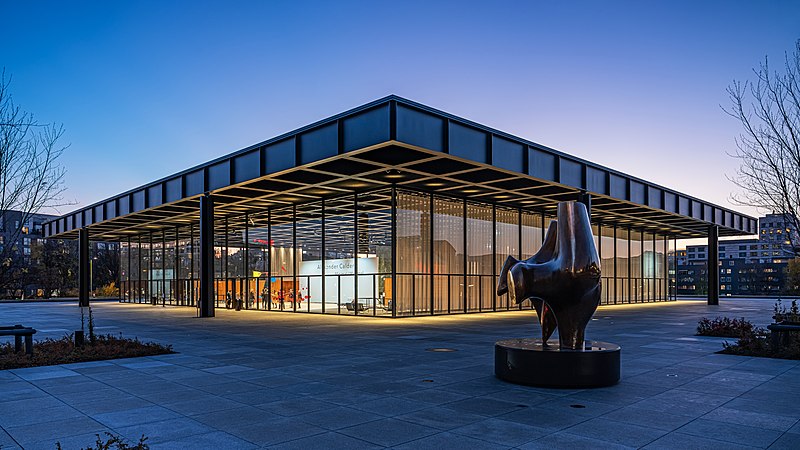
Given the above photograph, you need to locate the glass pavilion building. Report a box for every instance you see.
[44,96,756,318]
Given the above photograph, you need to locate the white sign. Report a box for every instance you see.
[300,257,378,275]
[298,257,380,304]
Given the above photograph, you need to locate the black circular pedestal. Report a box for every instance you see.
[495,338,620,388]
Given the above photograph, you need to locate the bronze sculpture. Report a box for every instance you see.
[494,201,619,387]
[497,201,601,350]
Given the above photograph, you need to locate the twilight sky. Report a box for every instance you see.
[2,1,799,223]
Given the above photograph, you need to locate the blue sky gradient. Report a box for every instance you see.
[2,1,800,219]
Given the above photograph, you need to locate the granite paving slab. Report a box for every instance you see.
[0,299,797,449]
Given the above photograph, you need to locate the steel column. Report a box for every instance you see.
[244,214,250,309]
[578,191,591,218]
[463,198,468,314]
[174,226,179,305]
[149,232,153,303]
[127,236,131,302]
[390,185,397,318]
[137,236,142,302]
[429,192,434,315]
[492,204,496,312]
[293,203,297,313]
[267,208,272,311]
[321,199,326,314]
[613,225,618,304]
[161,231,166,306]
[352,195,358,315]
[79,227,90,307]
[190,224,194,307]
[708,225,719,305]
[199,194,215,317]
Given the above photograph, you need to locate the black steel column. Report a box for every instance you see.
[429,192,434,315]
[390,186,397,318]
[518,208,523,310]
[321,199,326,314]
[578,191,591,217]
[492,204,497,312]
[244,214,250,309]
[127,236,131,302]
[224,218,229,294]
[352,195,358,315]
[613,225,618,304]
[149,232,153,303]
[199,194,215,317]
[79,227,90,307]
[463,198,468,314]
[267,208,272,311]
[147,231,155,303]
[663,235,668,302]
[137,236,142,302]
[293,203,298,313]
[708,225,719,305]
[174,226,179,305]
[161,231,166,306]
[190,224,194,307]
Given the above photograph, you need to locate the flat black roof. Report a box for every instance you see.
[44,95,756,240]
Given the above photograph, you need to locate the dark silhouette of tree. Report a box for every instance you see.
[727,41,800,256]
[30,239,77,298]
[785,258,800,295]
[0,70,69,292]
[92,244,119,292]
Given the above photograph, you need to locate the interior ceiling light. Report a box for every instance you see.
[384,169,404,179]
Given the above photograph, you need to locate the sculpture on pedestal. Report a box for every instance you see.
[494,200,619,388]
[497,201,601,350]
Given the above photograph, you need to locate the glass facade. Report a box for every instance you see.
[119,187,673,316]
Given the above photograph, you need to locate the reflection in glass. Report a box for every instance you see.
[467,201,493,312]
[495,207,518,310]
[433,196,464,313]
[396,191,430,316]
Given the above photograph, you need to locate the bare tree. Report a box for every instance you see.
[727,41,800,256]
[0,70,69,292]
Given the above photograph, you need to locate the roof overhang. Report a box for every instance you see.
[44,96,757,241]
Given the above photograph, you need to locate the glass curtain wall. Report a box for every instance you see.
[324,196,356,314]
[271,207,296,311]
[433,196,464,314]
[655,235,667,302]
[357,190,393,316]
[630,231,643,302]
[247,214,270,310]
[616,228,630,303]
[495,207,519,310]
[642,233,655,302]
[120,240,130,302]
[296,201,323,313]
[600,225,615,304]
[118,187,675,314]
[396,191,431,316]
[521,211,543,259]
[466,202,493,312]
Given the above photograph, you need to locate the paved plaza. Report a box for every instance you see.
[0,298,798,449]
